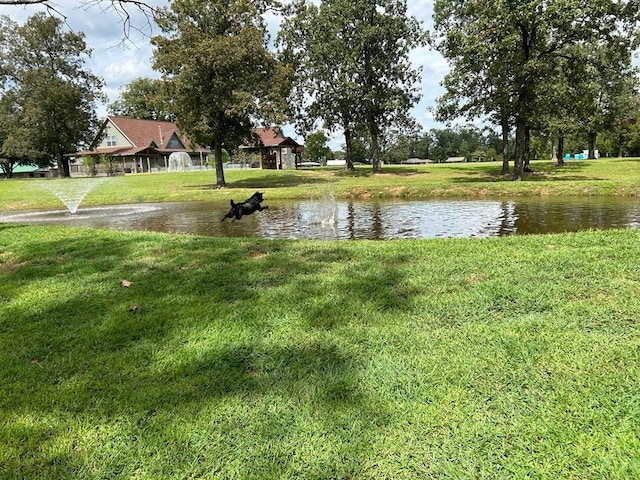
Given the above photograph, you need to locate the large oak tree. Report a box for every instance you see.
[0,13,104,177]
[280,0,425,173]
[151,0,287,187]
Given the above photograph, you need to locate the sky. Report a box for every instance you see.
[0,1,449,149]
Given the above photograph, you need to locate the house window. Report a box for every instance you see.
[106,134,117,147]
[167,137,182,149]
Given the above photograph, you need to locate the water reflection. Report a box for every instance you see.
[2,197,640,240]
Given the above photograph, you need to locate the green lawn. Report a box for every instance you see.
[1,157,640,212]
[1,223,640,478]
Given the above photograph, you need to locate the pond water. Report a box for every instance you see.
[2,197,640,240]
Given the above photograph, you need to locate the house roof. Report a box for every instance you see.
[73,116,209,157]
[253,127,301,148]
[11,164,43,173]
[108,117,189,151]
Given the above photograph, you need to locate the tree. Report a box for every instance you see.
[279,1,361,170]
[108,77,175,121]
[431,0,517,174]
[0,14,104,177]
[602,81,640,157]
[432,0,640,180]
[575,46,638,160]
[152,0,287,188]
[304,130,331,164]
[279,0,425,173]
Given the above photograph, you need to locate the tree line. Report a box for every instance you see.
[430,0,640,179]
[1,0,639,183]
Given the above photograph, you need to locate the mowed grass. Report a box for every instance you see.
[1,224,640,478]
[2,157,640,212]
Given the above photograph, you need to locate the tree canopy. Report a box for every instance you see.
[108,77,175,121]
[152,0,287,187]
[279,0,425,173]
[431,0,640,180]
[0,13,104,177]
[304,130,331,164]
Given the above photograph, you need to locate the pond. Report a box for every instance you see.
[2,197,640,240]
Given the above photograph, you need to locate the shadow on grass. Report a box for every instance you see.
[198,172,337,190]
[447,161,604,183]
[0,227,400,476]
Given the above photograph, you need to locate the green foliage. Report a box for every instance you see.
[0,14,105,177]
[2,225,640,477]
[82,155,98,177]
[230,150,260,168]
[98,153,119,177]
[152,0,288,187]
[431,0,640,179]
[304,130,331,163]
[207,148,230,167]
[108,77,175,121]
[415,126,503,163]
[279,0,425,172]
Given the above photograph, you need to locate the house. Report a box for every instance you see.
[72,116,210,175]
[240,127,304,169]
[446,156,466,163]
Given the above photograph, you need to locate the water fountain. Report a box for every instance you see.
[36,177,109,214]
[0,176,161,226]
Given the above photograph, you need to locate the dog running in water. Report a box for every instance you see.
[221,191,269,222]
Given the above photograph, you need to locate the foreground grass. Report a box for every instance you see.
[1,157,640,212]
[1,224,640,478]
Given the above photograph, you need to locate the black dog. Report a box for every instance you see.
[221,191,268,222]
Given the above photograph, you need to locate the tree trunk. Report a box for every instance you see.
[523,126,532,172]
[556,136,565,167]
[513,118,526,181]
[2,165,12,178]
[213,141,226,187]
[344,127,355,171]
[618,133,624,158]
[512,23,535,182]
[370,118,381,173]
[58,150,71,177]
[501,113,510,175]
[588,131,596,159]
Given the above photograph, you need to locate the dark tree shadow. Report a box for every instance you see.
[0,228,395,477]
[193,172,337,190]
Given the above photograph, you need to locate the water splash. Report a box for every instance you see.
[317,191,339,226]
[36,177,109,214]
